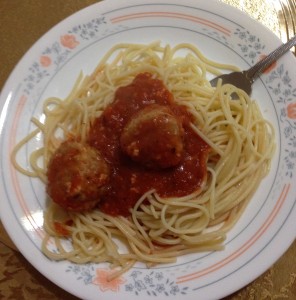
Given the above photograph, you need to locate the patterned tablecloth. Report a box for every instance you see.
[0,0,295,299]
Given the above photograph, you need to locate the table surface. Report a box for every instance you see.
[0,1,295,299]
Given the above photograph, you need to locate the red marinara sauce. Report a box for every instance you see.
[88,73,210,216]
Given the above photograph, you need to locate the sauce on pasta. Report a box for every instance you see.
[88,73,210,216]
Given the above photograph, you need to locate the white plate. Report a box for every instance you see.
[0,0,296,299]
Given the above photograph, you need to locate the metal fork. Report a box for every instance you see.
[210,34,296,96]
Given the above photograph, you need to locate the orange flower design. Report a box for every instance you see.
[60,34,79,49]
[259,54,277,74]
[287,102,296,119]
[93,268,126,292]
[40,55,51,67]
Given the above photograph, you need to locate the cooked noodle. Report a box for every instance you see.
[11,42,274,277]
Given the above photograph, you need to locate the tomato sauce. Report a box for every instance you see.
[88,73,210,216]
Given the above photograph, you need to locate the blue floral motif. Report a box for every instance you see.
[234,28,265,63]
[266,63,296,178]
[240,45,248,53]
[155,272,164,281]
[248,50,257,60]
[267,65,296,104]
[66,264,96,285]
[124,270,189,296]
[237,31,247,40]
[23,63,50,94]
[170,285,180,295]
[284,126,293,138]
[144,274,153,284]
[290,135,296,147]
[42,42,71,68]
[202,27,267,66]
[253,42,262,51]
[248,34,256,43]
[125,283,134,291]
[68,16,107,40]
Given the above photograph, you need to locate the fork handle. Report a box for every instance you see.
[245,34,296,82]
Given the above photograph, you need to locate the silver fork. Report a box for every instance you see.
[210,34,296,96]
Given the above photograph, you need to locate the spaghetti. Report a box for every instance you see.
[11,42,275,277]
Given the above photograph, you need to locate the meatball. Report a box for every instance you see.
[120,104,184,169]
[46,141,109,211]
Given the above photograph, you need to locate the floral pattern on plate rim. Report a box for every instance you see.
[14,10,296,296]
[66,265,190,296]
